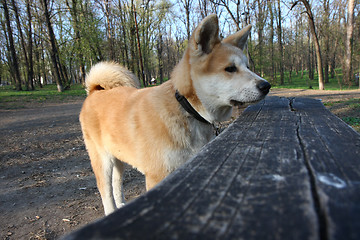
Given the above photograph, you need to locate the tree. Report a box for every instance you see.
[198,0,209,18]
[343,0,356,85]
[155,1,171,84]
[210,0,242,30]
[322,0,330,84]
[179,0,193,40]
[26,0,34,90]
[157,24,163,84]
[276,0,284,85]
[307,26,314,81]
[40,0,67,92]
[117,1,130,69]
[102,0,115,61]
[267,0,275,83]
[291,0,324,90]
[1,0,22,90]
[254,0,267,77]
[65,0,86,84]
[132,0,146,87]
[11,0,35,90]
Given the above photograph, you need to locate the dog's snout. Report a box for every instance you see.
[257,81,271,95]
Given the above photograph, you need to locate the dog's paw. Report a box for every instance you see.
[118,203,126,208]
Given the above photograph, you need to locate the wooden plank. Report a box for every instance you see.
[292,98,360,240]
[64,96,360,240]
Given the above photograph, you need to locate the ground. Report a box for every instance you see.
[0,89,359,239]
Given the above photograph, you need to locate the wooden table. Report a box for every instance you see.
[64,96,360,240]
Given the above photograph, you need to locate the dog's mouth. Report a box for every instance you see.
[229,83,270,107]
[230,100,245,106]
[230,96,266,107]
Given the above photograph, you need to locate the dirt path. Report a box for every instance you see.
[0,100,145,239]
[0,89,359,239]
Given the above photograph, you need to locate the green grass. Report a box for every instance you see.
[343,117,360,132]
[0,84,86,109]
[323,98,360,132]
[268,69,359,90]
[342,117,360,126]
[323,98,360,108]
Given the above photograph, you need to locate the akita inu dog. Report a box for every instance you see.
[80,14,270,215]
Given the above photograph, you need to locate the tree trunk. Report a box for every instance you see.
[157,25,163,84]
[41,0,65,92]
[308,29,313,81]
[198,0,208,18]
[129,1,137,74]
[323,0,330,83]
[11,0,31,90]
[166,28,172,80]
[1,0,22,90]
[343,0,356,86]
[330,37,339,79]
[185,1,191,40]
[276,0,284,85]
[133,2,146,87]
[256,0,267,77]
[104,0,115,61]
[66,0,86,84]
[118,1,130,69]
[310,17,324,90]
[143,1,151,86]
[291,0,324,90]
[26,0,34,90]
[34,35,43,88]
[180,0,192,40]
[268,0,275,83]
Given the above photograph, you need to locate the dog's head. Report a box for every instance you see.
[174,14,270,122]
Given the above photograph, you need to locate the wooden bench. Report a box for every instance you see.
[64,96,360,240]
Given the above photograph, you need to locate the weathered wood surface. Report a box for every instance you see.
[64,96,360,240]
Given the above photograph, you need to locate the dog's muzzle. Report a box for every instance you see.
[257,81,271,95]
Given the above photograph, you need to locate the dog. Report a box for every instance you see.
[79,14,270,215]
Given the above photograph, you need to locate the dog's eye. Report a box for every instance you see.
[225,65,237,73]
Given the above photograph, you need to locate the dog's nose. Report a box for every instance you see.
[257,81,271,95]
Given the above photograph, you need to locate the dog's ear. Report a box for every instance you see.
[191,14,220,55]
[223,24,252,51]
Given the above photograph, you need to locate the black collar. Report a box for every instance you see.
[175,90,211,124]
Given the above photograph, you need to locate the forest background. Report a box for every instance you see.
[0,0,359,92]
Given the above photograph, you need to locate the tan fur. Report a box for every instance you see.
[85,62,140,94]
[80,14,270,215]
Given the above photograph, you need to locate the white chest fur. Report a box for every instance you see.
[164,118,214,173]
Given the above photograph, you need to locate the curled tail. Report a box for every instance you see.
[85,62,140,95]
